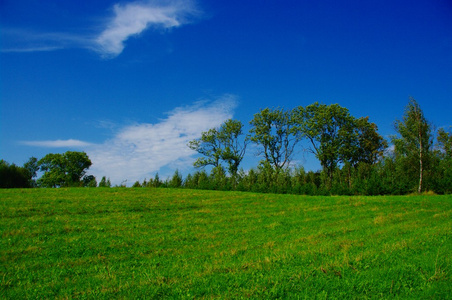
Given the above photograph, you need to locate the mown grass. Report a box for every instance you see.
[1,188,451,299]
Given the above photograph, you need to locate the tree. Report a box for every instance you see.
[293,103,355,183]
[217,119,248,176]
[437,127,452,159]
[352,117,387,165]
[188,128,222,169]
[392,98,433,193]
[249,108,298,172]
[188,119,247,176]
[434,128,452,193]
[38,151,92,187]
[169,169,183,188]
[0,160,31,188]
[98,176,111,187]
[23,157,39,187]
[82,175,97,187]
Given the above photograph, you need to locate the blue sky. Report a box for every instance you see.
[1,0,451,184]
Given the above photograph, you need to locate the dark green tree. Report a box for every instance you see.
[98,176,111,187]
[437,127,452,158]
[0,160,31,188]
[23,157,39,187]
[38,151,92,187]
[433,128,452,193]
[293,103,355,184]
[344,117,387,167]
[169,170,183,188]
[82,175,97,187]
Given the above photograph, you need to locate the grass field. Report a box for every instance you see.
[1,188,451,299]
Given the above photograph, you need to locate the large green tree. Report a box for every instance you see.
[342,117,387,167]
[392,98,433,193]
[293,103,386,186]
[38,151,92,187]
[293,103,354,183]
[248,107,298,172]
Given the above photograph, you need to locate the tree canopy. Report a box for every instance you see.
[188,119,247,176]
[249,107,298,172]
[38,151,92,188]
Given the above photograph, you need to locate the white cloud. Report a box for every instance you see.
[20,139,93,148]
[87,95,237,184]
[95,0,198,57]
[2,0,199,58]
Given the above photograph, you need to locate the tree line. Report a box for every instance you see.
[176,98,451,194]
[1,98,451,194]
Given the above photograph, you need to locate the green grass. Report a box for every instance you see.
[1,188,451,299]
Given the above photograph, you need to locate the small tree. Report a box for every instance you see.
[169,170,183,188]
[23,157,39,187]
[82,175,97,187]
[188,119,247,176]
[98,176,111,187]
[217,119,248,176]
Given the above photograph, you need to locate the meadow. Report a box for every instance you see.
[1,188,451,299]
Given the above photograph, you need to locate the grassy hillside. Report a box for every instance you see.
[1,188,451,298]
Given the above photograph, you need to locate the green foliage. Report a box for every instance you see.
[293,103,386,188]
[98,176,112,188]
[23,157,39,187]
[217,119,248,175]
[188,128,222,168]
[188,119,247,176]
[249,108,298,171]
[38,151,92,188]
[437,127,452,159]
[132,181,142,188]
[1,189,451,298]
[169,170,183,188]
[82,175,97,187]
[293,103,353,182]
[392,98,433,193]
[0,160,31,188]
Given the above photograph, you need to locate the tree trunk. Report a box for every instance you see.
[418,126,423,193]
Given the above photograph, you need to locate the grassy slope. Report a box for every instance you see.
[0,188,451,299]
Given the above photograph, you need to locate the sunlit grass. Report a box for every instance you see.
[1,188,451,298]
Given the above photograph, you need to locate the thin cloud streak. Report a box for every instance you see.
[87,95,237,184]
[21,139,93,148]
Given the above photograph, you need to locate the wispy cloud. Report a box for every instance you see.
[1,0,199,58]
[95,0,198,58]
[87,95,236,184]
[0,28,92,53]
[20,139,93,148]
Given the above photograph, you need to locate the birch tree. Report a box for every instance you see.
[392,98,432,193]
